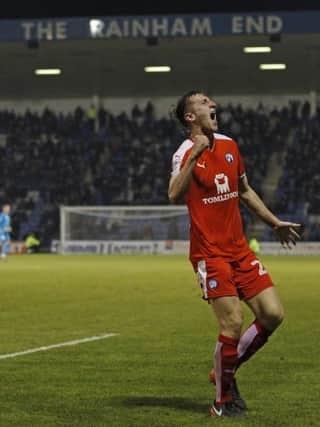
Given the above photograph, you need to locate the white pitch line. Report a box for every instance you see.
[0,333,118,361]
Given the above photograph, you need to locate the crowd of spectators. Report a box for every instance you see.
[0,100,319,246]
[272,101,320,241]
[274,103,320,213]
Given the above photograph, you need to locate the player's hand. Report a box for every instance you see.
[190,135,211,160]
[273,221,301,249]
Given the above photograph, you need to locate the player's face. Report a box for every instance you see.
[185,94,218,132]
[3,205,10,214]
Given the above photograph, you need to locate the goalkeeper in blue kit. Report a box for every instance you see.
[0,204,11,260]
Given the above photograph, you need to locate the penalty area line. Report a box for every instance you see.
[0,333,119,361]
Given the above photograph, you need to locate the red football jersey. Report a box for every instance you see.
[171,133,250,261]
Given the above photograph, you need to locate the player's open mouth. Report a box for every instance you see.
[210,111,216,121]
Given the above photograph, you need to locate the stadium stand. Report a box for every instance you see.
[0,100,319,248]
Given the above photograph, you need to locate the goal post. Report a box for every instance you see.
[59,205,190,255]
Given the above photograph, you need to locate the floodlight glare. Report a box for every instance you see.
[244,46,272,53]
[144,66,171,73]
[259,63,286,70]
[35,68,62,76]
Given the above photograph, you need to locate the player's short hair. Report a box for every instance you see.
[174,90,205,128]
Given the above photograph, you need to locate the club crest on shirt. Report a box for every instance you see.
[214,173,230,194]
[208,279,218,289]
[225,153,234,163]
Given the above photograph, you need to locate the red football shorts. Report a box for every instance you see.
[192,251,273,301]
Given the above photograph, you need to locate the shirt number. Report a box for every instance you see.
[251,260,267,276]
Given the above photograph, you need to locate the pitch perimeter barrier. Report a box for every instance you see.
[51,240,320,255]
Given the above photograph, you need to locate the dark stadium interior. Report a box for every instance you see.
[0,0,318,19]
[0,7,319,248]
[1,34,320,98]
[1,100,319,246]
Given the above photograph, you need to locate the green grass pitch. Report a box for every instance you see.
[0,255,319,426]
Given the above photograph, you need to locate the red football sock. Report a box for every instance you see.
[237,320,272,370]
[214,334,239,404]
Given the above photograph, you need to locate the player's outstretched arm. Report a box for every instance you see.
[239,175,301,249]
[168,136,209,203]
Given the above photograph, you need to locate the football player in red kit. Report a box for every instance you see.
[168,91,301,417]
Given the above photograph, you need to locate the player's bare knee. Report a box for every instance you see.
[274,306,285,327]
[261,306,284,331]
[219,312,243,338]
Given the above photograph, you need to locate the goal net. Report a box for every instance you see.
[59,206,190,254]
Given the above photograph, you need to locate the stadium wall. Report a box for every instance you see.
[51,240,320,256]
[0,93,314,117]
